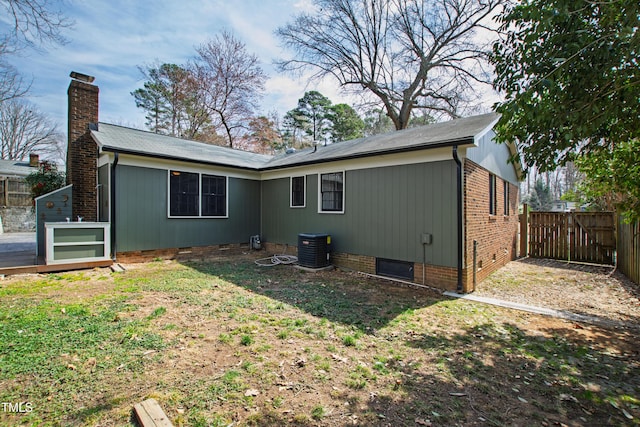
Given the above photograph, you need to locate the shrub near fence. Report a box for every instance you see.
[617,218,640,285]
[0,177,32,207]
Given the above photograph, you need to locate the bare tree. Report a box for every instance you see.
[0,0,72,103]
[0,57,29,103]
[0,99,63,160]
[192,31,267,148]
[1,0,71,49]
[276,0,502,130]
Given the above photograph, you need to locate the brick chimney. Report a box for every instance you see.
[29,153,39,167]
[67,71,98,221]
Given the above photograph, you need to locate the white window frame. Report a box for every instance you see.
[290,175,306,208]
[318,171,345,214]
[167,170,229,219]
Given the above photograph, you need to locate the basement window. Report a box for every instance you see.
[169,170,227,218]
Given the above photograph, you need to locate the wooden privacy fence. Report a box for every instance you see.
[617,218,640,284]
[527,211,616,265]
[0,177,31,207]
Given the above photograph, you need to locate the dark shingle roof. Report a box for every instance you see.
[265,113,499,169]
[92,113,500,171]
[92,124,272,170]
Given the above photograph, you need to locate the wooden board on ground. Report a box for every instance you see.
[133,398,174,427]
[0,259,113,276]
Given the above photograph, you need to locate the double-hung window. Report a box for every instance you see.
[290,176,306,208]
[169,170,227,217]
[202,174,227,217]
[320,172,344,213]
[169,171,199,216]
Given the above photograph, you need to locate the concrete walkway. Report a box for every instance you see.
[443,291,634,330]
[363,271,635,330]
[0,232,37,268]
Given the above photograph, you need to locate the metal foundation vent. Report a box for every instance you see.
[297,233,331,268]
[376,258,414,280]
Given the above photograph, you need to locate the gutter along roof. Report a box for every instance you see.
[92,113,501,172]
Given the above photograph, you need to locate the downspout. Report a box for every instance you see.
[452,146,463,293]
[110,152,118,260]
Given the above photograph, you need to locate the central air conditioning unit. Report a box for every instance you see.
[297,233,331,268]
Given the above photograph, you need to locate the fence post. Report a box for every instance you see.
[519,203,528,257]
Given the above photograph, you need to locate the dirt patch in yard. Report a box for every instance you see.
[475,257,640,329]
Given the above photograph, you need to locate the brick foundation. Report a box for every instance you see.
[331,252,376,275]
[264,243,461,291]
[413,263,461,291]
[116,243,250,263]
[330,252,462,291]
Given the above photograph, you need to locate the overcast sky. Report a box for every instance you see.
[2,0,351,132]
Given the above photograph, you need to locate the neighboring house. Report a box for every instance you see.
[551,200,579,212]
[67,73,521,292]
[0,156,38,180]
[0,156,38,232]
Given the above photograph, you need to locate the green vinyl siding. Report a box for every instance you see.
[115,165,260,252]
[261,161,458,267]
[98,164,109,222]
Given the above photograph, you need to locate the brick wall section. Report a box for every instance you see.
[331,252,376,275]
[327,252,460,291]
[463,160,519,290]
[263,242,299,257]
[67,79,99,222]
[413,263,459,291]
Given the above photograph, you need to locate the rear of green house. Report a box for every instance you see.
[67,72,520,292]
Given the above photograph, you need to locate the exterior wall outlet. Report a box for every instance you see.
[421,233,432,245]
